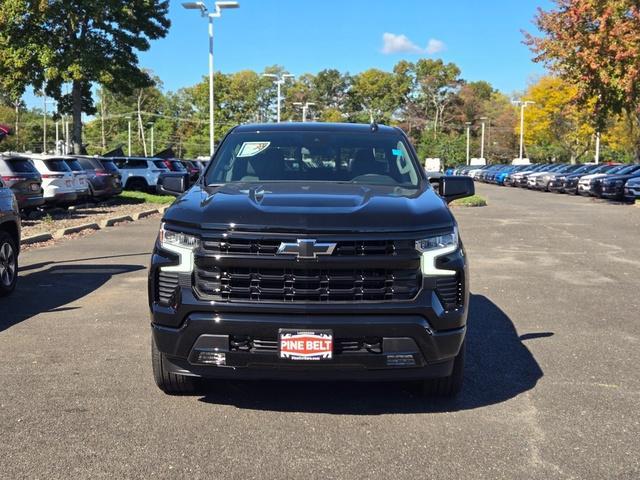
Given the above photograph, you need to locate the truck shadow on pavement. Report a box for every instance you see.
[0,263,146,333]
[198,294,547,413]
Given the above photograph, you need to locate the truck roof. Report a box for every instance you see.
[232,122,400,135]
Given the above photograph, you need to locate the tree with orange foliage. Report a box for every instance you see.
[525,0,640,158]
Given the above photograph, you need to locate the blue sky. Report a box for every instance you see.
[26,0,554,108]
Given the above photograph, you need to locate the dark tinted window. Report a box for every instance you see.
[170,160,187,172]
[5,158,38,173]
[100,160,119,172]
[153,160,169,170]
[45,160,72,172]
[65,160,84,172]
[121,160,148,169]
[77,158,97,170]
[207,131,421,187]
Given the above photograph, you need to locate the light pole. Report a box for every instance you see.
[148,122,155,156]
[293,102,315,122]
[513,100,535,160]
[479,117,487,160]
[465,122,472,165]
[126,116,132,156]
[42,92,56,154]
[594,132,601,164]
[183,1,240,156]
[263,73,295,122]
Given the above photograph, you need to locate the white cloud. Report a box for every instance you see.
[381,33,445,55]
[426,38,445,55]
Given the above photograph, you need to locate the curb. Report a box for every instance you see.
[53,223,100,239]
[21,233,54,245]
[133,209,160,220]
[22,205,165,247]
[100,215,134,228]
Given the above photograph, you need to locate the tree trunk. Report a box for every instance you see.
[71,80,83,154]
[100,88,106,151]
[137,90,147,157]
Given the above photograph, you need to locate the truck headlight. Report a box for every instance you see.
[416,228,458,253]
[159,223,200,250]
[158,223,199,273]
[416,228,459,276]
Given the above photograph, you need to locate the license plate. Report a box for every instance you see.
[30,183,39,192]
[279,329,333,361]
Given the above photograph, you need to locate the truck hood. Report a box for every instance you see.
[163,182,454,233]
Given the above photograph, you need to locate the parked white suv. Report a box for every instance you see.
[30,155,78,205]
[111,157,169,192]
[63,158,90,200]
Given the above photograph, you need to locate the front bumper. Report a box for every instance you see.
[601,185,624,200]
[624,186,639,202]
[548,180,564,192]
[153,313,465,381]
[149,242,469,381]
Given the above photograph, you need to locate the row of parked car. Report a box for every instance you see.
[449,162,640,202]
[0,152,209,213]
[0,153,208,297]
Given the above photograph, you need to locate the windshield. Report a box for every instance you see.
[617,164,640,175]
[206,131,422,187]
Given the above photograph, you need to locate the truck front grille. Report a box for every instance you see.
[201,238,412,256]
[194,265,421,302]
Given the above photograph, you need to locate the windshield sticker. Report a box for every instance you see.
[237,141,271,157]
[392,148,403,157]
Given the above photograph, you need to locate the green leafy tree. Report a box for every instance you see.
[414,59,462,137]
[348,69,409,123]
[0,0,170,154]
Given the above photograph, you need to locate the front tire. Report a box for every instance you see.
[422,339,465,397]
[151,336,198,395]
[0,232,18,297]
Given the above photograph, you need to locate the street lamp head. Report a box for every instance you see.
[182,1,206,11]
[216,1,239,9]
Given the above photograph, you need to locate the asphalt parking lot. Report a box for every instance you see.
[1,183,639,480]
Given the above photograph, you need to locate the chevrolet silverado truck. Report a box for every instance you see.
[149,123,474,397]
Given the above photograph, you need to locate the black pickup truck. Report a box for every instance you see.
[149,123,474,397]
[0,178,20,296]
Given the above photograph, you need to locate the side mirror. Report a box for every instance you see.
[434,175,475,203]
[158,175,187,196]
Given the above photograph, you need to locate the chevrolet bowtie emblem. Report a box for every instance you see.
[277,239,337,259]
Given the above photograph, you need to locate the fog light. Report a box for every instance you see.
[197,351,226,365]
